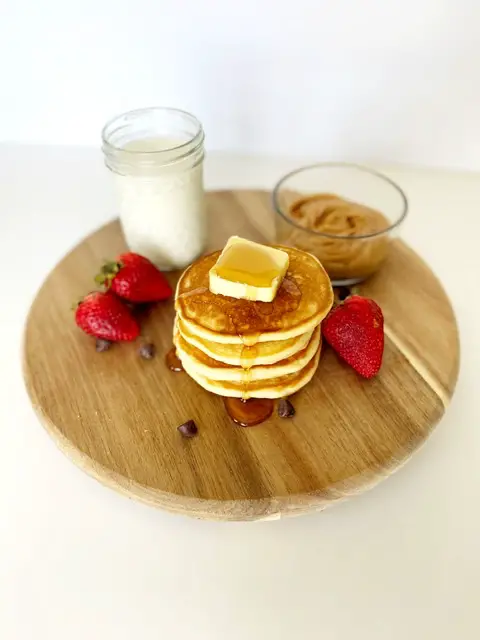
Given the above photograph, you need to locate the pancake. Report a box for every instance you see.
[175,245,333,344]
[176,316,314,366]
[175,325,321,382]
[180,345,321,399]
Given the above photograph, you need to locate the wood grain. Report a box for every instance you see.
[22,190,460,521]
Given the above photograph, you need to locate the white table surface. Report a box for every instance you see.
[1,144,479,640]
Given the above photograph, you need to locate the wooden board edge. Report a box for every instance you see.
[23,352,445,522]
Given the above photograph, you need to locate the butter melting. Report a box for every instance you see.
[216,243,280,288]
[209,236,289,302]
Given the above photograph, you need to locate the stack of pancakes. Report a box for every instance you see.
[174,246,334,399]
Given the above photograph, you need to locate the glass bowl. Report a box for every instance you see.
[272,163,408,286]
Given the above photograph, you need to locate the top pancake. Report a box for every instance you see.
[176,245,333,344]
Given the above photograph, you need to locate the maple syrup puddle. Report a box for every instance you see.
[165,347,184,372]
[224,397,274,427]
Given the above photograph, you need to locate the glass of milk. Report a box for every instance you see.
[102,107,206,270]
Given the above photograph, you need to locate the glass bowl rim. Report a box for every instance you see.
[271,162,409,240]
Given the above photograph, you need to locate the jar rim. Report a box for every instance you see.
[101,106,204,156]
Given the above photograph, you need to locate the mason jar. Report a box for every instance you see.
[102,107,206,270]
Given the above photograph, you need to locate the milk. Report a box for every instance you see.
[112,136,206,270]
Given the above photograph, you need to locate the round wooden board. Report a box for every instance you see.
[23,190,459,521]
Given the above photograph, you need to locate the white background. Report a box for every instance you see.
[2,0,480,169]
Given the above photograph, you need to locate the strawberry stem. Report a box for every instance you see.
[94,260,121,288]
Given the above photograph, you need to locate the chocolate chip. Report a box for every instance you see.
[138,342,155,359]
[177,420,198,438]
[278,398,295,418]
[95,338,112,352]
[336,286,351,301]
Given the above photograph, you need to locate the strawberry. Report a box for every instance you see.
[95,252,172,303]
[75,291,140,341]
[322,295,384,379]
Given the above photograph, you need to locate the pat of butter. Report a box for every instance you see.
[209,236,289,302]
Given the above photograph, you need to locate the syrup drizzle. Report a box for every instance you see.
[240,344,258,369]
[165,347,184,372]
[184,275,302,337]
[280,276,302,303]
[255,301,274,316]
[239,332,261,398]
[241,331,261,348]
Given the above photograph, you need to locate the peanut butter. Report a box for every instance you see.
[281,193,391,281]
